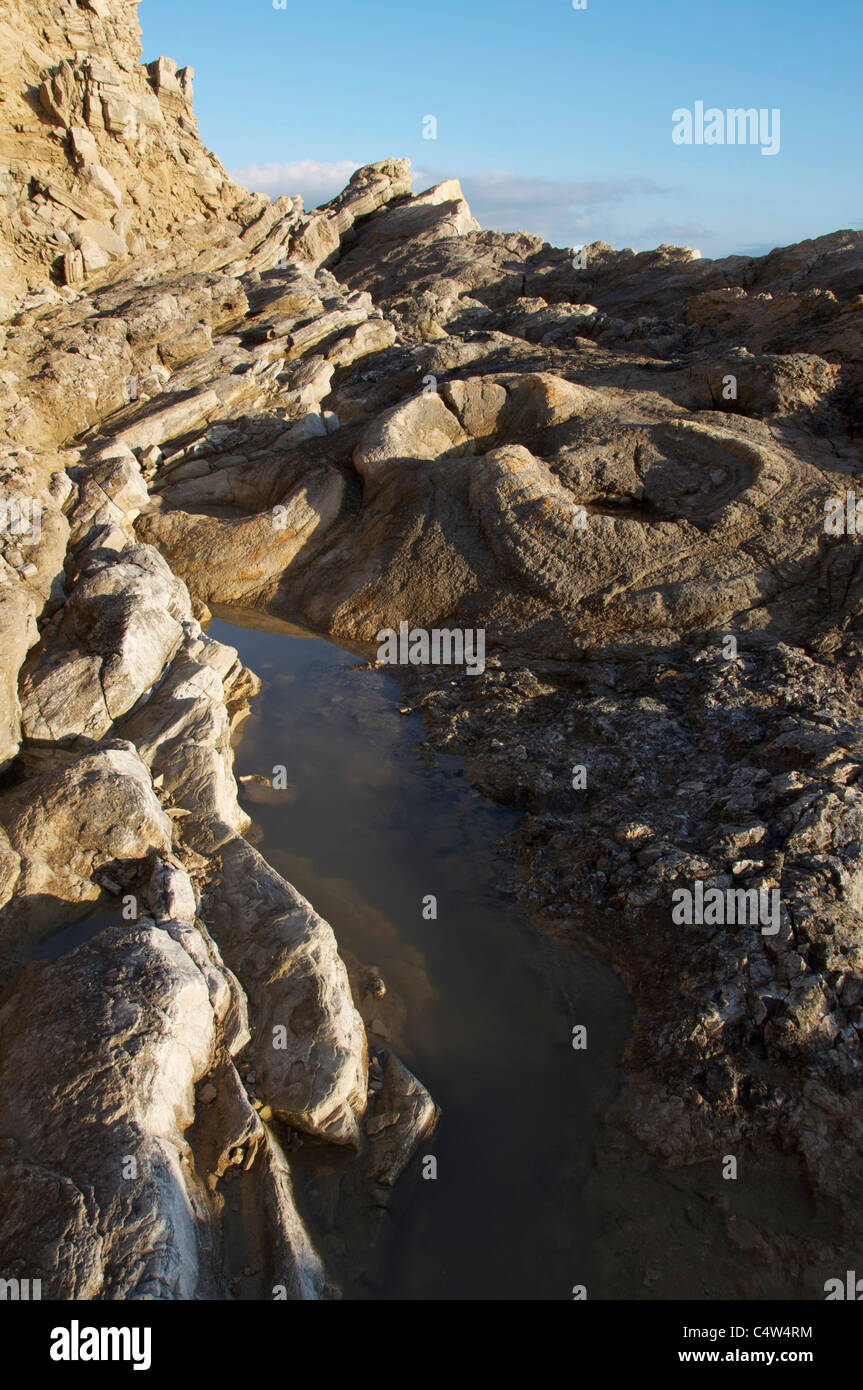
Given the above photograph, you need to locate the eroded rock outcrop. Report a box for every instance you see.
[0,122,437,1292]
[0,912,327,1299]
[2,0,863,1303]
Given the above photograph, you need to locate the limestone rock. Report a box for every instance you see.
[0,589,38,769]
[366,1053,439,1186]
[0,744,172,976]
[21,542,190,741]
[353,392,473,483]
[289,158,413,269]
[0,921,325,1299]
[119,636,251,836]
[204,835,368,1146]
[1,0,861,1301]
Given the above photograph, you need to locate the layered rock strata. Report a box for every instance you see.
[0,1,436,1299]
[2,0,863,1300]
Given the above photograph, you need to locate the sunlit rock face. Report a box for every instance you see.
[1,0,863,1304]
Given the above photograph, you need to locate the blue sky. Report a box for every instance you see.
[139,0,861,259]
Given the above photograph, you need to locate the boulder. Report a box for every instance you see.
[205,835,368,1146]
[353,392,473,483]
[0,744,172,975]
[0,921,326,1299]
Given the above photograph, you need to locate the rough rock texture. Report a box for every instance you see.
[0,743,171,979]
[1,0,236,313]
[2,0,863,1302]
[204,834,368,1146]
[0,911,327,1299]
[0,0,414,322]
[128,185,863,1293]
[0,8,432,1289]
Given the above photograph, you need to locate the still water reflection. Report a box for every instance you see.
[209,611,632,1300]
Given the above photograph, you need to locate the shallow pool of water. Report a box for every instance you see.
[30,908,121,961]
[208,610,633,1300]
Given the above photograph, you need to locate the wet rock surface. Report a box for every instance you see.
[1,0,862,1301]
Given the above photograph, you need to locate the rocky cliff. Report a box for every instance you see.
[0,0,264,315]
[1,0,863,1300]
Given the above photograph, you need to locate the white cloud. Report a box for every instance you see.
[229,158,360,209]
[411,167,669,245]
[455,170,664,212]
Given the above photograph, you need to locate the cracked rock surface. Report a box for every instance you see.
[0,0,862,1301]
